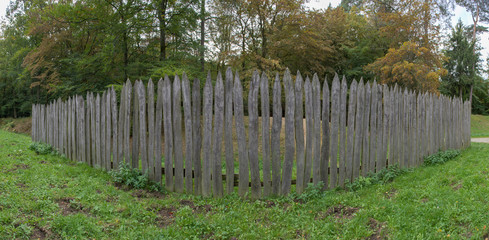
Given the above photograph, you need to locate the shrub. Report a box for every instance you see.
[109,164,162,192]
[29,142,54,155]
[423,150,460,166]
[346,165,408,191]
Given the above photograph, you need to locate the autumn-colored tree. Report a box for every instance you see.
[365,41,446,93]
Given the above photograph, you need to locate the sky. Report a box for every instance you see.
[305,0,489,65]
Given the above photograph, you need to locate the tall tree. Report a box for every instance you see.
[441,20,480,98]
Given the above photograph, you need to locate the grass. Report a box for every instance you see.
[471,114,489,138]
[1,129,489,239]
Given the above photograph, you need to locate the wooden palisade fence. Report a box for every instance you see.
[31,69,472,198]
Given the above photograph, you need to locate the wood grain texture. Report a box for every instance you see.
[281,69,295,195]
[138,81,148,174]
[329,74,340,189]
[248,71,261,199]
[313,74,322,185]
[225,68,235,194]
[192,77,202,195]
[362,83,371,176]
[172,76,184,193]
[368,82,378,174]
[337,76,347,186]
[155,79,164,185]
[375,86,383,172]
[294,72,305,194]
[213,72,225,197]
[117,85,125,166]
[147,80,156,181]
[345,80,357,183]
[234,72,249,197]
[271,73,282,195]
[124,80,132,166]
[105,91,111,170]
[101,92,106,167]
[304,77,313,187]
[320,79,330,189]
[132,82,140,169]
[202,72,213,197]
[111,87,119,170]
[163,76,174,191]
[260,72,271,196]
[182,74,193,193]
[353,79,364,180]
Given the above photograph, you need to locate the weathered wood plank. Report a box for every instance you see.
[111,87,119,169]
[213,72,225,197]
[137,81,147,174]
[71,97,76,162]
[101,92,107,167]
[147,80,155,180]
[304,76,313,186]
[362,82,371,176]
[105,91,111,170]
[132,81,140,169]
[155,79,164,185]
[329,74,340,189]
[248,71,261,198]
[272,73,282,195]
[124,81,132,166]
[117,85,125,167]
[192,77,202,194]
[85,95,90,165]
[294,72,305,194]
[234,72,249,197]
[182,74,194,193]
[202,72,213,197]
[163,76,174,191]
[172,76,184,193]
[225,68,234,195]
[375,86,384,172]
[321,78,331,189]
[95,94,101,168]
[337,76,347,187]
[80,96,86,165]
[368,82,378,174]
[380,85,389,169]
[260,72,271,196]
[353,79,364,180]
[90,93,96,167]
[281,69,295,195]
[345,80,357,183]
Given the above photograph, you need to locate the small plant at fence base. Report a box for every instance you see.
[29,142,54,155]
[423,150,461,166]
[109,164,163,192]
[346,165,410,191]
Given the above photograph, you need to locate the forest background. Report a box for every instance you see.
[0,0,488,118]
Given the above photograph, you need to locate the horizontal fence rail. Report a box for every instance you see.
[31,69,472,198]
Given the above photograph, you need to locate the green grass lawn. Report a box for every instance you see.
[2,130,489,239]
[471,114,489,138]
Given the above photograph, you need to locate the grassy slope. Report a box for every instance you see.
[471,115,489,138]
[1,130,489,239]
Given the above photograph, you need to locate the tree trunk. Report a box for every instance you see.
[200,0,205,72]
[158,0,168,61]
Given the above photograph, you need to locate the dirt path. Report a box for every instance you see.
[471,138,489,143]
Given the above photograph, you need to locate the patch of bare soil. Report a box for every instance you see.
[131,189,165,199]
[7,163,30,172]
[450,180,463,191]
[384,188,397,199]
[56,197,90,216]
[179,200,212,214]
[420,198,429,203]
[483,232,489,240]
[295,229,308,239]
[366,218,387,240]
[155,206,176,227]
[16,183,27,189]
[318,205,360,220]
[30,225,52,239]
